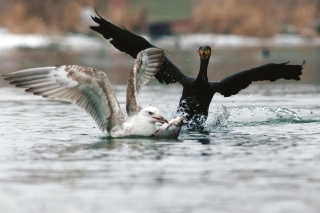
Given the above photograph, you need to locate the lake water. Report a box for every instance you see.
[0,45,320,213]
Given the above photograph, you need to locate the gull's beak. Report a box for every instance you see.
[153,115,168,124]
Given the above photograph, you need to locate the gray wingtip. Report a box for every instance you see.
[302,60,306,66]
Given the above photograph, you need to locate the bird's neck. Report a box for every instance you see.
[196,58,209,82]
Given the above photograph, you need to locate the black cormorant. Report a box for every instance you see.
[90,13,304,129]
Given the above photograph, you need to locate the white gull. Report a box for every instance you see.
[4,48,182,138]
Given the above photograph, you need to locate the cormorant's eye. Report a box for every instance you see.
[148,112,153,115]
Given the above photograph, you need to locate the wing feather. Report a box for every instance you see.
[126,48,164,116]
[3,65,126,132]
[90,12,189,85]
[137,48,165,92]
[210,61,304,97]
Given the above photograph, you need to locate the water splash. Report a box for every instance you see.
[234,106,302,126]
[205,104,232,131]
[273,107,301,121]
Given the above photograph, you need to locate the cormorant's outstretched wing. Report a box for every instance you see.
[126,48,164,116]
[3,66,126,132]
[90,12,190,85]
[210,61,305,97]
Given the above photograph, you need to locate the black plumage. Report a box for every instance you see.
[90,13,304,129]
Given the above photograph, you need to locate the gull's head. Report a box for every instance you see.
[198,46,211,60]
[139,106,168,124]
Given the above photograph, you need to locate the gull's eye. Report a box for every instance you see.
[148,111,153,115]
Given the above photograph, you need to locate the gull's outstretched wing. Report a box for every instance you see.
[210,61,304,97]
[4,66,126,132]
[90,12,190,85]
[126,48,164,116]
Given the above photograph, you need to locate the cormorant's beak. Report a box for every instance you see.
[198,49,211,60]
[153,115,168,124]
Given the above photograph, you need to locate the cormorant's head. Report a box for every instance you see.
[198,46,211,60]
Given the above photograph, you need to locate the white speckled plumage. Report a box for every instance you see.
[4,48,169,138]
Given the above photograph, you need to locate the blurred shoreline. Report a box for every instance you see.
[1,29,318,86]
[1,28,320,52]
